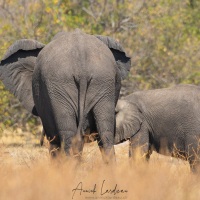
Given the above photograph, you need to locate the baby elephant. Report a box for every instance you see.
[115,84,200,171]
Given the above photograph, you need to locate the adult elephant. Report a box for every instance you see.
[0,29,131,163]
[115,84,200,171]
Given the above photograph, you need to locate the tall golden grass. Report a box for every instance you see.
[0,133,199,200]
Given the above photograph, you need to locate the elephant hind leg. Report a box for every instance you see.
[59,130,85,161]
[53,108,80,158]
[48,134,84,163]
[59,130,77,156]
[93,99,116,164]
[96,135,109,163]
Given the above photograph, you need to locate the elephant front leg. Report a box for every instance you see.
[129,127,150,163]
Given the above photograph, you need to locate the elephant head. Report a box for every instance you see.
[115,99,143,144]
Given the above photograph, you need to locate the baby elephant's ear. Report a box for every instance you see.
[95,35,131,79]
[115,99,142,144]
[0,39,45,115]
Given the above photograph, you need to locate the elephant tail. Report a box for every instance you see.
[77,79,87,137]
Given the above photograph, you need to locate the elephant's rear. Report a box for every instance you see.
[33,30,118,155]
[0,29,130,161]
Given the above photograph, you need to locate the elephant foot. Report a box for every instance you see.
[96,134,116,164]
[47,135,61,160]
[100,146,116,165]
[49,143,61,158]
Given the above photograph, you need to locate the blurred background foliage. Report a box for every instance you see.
[0,0,200,132]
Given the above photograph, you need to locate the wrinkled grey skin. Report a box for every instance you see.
[115,84,200,171]
[0,29,131,163]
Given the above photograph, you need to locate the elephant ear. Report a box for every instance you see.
[0,39,45,115]
[115,99,142,144]
[95,35,131,79]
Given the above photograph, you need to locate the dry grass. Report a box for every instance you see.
[0,131,200,200]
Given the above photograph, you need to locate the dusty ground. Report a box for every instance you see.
[0,130,199,200]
